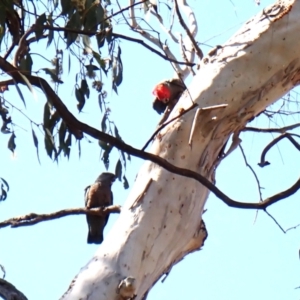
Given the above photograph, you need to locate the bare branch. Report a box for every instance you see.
[1,57,300,210]
[178,33,196,76]
[128,0,182,74]
[239,144,263,201]
[142,104,227,151]
[0,206,121,229]
[108,0,147,22]
[258,133,300,167]
[243,122,300,133]
[264,209,286,233]
[285,223,300,232]
[111,33,195,66]
[142,103,198,151]
[174,0,203,60]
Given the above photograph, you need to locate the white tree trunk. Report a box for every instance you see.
[61,0,300,299]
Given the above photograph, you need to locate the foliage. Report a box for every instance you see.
[0,0,127,184]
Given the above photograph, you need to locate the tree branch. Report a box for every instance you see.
[128,0,182,74]
[141,103,227,151]
[1,57,300,210]
[0,206,121,229]
[112,33,194,66]
[174,0,203,60]
[258,133,300,167]
[243,122,300,133]
[0,278,28,300]
[239,144,263,201]
[264,209,286,233]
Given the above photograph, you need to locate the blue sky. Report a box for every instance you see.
[1,0,300,299]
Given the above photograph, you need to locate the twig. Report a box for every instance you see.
[178,33,195,75]
[258,133,300,167]
[5,99,40,127]
[285,223,300,232]
[243,122,300,133]
[0,205,121,229]
[107,0,147,23]
[264,209,285,233]
[1,57,300,210]
[13,26,36,67]
[128,0,182,74]
[142,103,198,151]
[174,0,203,60]
[143,103,227,151]
[239,144,263,201]
[112,33,194,66]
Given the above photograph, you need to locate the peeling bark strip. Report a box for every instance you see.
[58,0,300,299]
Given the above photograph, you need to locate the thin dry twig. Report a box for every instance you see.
[174,0,203,60]
[0,205,121,229]
[264,209,286,233]
[285,223,300,232]
[142,103,198,151]
[239,144,263,201]
[112,33,194,66]
[243,122,300,133]
[258,133,300,167]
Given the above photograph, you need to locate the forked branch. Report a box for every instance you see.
[0,57,300,210]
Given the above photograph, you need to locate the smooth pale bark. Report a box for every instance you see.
[61,0,299,299]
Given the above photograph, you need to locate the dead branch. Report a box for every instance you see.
[243,122,300,133]
[258,133,300,167]
[174,0,203,60]
[128,0,182,74]
[0,58,300,210]
[239,144,263,201]
[264,209,285,233]
[111,33,194,66]
[0,206,121,229]
[285,223,300,232]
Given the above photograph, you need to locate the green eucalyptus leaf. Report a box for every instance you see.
[115,159,122,181]
[98,93,103,112]
[123,175,129,189]
[65,11,81,48]
[19,54,33,74]
[101,113,107,132]
[0,185,7,201]
[75,88,85,112]
[13,80,26,108]
[7,132,16,153]
[0,177,9,192]
[81,79,90,99]
[31,128,41,164]
[43,102,51,129]
[35,13,46,41]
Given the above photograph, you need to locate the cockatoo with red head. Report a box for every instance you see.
[152,78,185,114]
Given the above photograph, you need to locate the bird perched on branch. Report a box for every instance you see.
[152,78,185,115]
[84,172,116,244]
